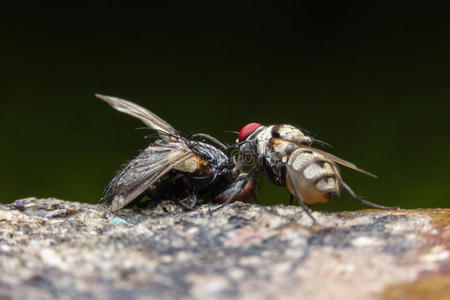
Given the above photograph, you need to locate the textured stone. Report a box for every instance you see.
[0,198,448,300]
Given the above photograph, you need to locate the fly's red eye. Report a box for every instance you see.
[238,123,262,142]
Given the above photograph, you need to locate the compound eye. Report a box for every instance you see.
[238,123,262,142]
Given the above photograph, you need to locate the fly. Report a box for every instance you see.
[96,94,255,211]
[217,123,397,221]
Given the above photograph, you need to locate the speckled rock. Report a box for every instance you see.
[0,198,448,300]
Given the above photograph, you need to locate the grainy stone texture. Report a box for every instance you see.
[0,198,448,300]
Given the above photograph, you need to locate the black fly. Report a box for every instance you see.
[96,94,255,211]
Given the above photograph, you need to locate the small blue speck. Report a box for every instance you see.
[112,217,128,225]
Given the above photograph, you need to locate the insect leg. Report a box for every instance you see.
[289,194,294,205]
[224,140,251,151]
[174,196,195,211]
[191,133,227,150]
[341,181,399,210]
[286,167,316,222]
[188,193,198,209]
[170,188,198,210]
[210,165,259,212]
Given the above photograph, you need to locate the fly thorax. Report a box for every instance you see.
[263,157,287,186]
[255,126,275,156]
[196,142,229,169]
[263,149,289,186]
[271,124,313,146]
[270,139,299,159]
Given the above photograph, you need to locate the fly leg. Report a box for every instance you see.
[225,140,252,151]
[341,181,399,210]
[188,192,198,209]
[289,194,294,205]
[286,167,316,222]
[210,165,258,212]
[174,193,198,210]
[173,199,192,210]
[191,133,227,150]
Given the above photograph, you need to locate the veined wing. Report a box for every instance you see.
[299,145,377,178]
[105,143,194,211]
[96,94,177,140]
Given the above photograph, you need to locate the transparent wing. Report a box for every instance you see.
[105,144,194,211]
[96,94,178,140]
[298,145,377,178]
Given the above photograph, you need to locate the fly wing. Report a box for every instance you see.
[96,94,178,140]
[105,144,194,211]
[298,145,377,178]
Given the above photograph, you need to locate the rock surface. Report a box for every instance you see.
[0,198,448,300]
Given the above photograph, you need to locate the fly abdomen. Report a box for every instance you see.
[286,149,341,204]
[315,175,339,194]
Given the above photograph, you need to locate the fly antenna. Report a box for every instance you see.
[312,138,333,148]
[223,130,240,134]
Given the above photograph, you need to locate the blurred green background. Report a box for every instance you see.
[2,2,449,210]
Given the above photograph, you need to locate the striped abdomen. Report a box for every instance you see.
[286,148,341,204]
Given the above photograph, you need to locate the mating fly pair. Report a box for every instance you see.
[98,94,394,221]
[96,94,255,211]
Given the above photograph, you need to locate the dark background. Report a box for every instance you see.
[2,2,449,210]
